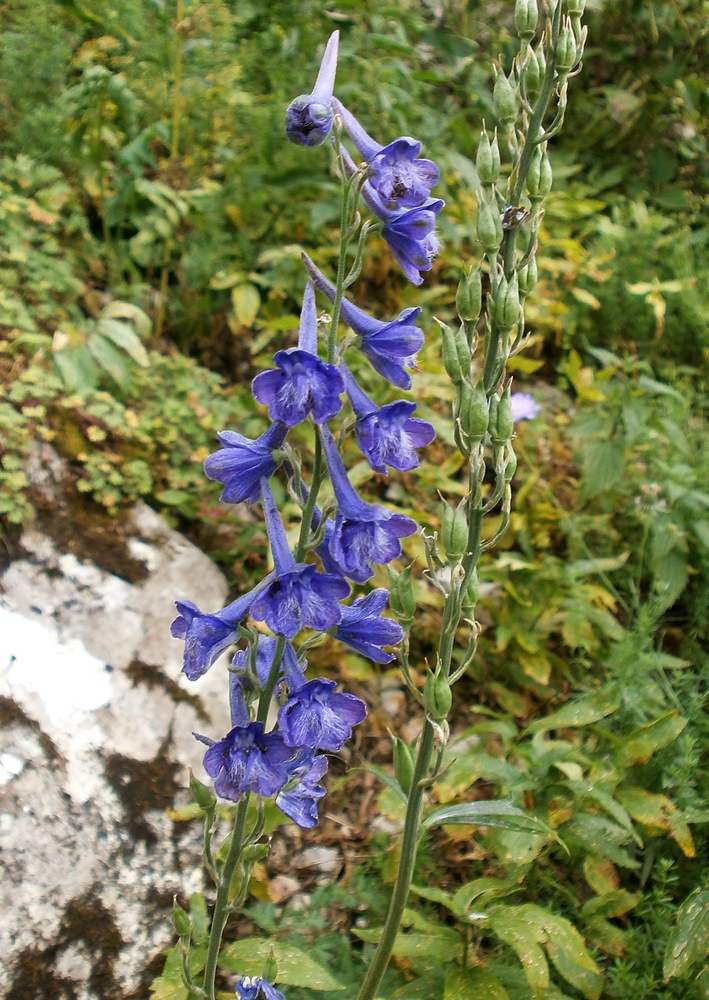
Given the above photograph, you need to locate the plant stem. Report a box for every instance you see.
[356,720,435,1000]
[201,793,250,1000]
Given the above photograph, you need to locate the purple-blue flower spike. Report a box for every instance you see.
[197,722,294,801]
[285,30,339,147]
[251,478,350,637]
[335,588,405,664]
[339,144,444,286]
[341,362,435,474]
[281,640,307,693]
[278,678,367,751]
[171,586,264,680]
[251,283,344,427]
[302,253,423,389]
[333,97,439,209]
[320,425,417,583]
[204,422,288,505]
[276,752,328,829]
[229,670,250,728]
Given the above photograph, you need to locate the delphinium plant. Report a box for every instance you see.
[166,5,587,998]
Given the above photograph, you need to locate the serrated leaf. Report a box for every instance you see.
[423,800,555,840]
[98,317,150,366]
[231,283,261,327]
[444,967,509,999]
[219,939,345,990]
[664,889,709,981]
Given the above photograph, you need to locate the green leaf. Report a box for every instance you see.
[583,441,624,497]
[664,889,709,981]
[87,333,132,389]
[231,283,261,327]
[563,813,639,870]
[525,691,619,735]
[98,317,150,366]
[101,300,152,339]
[616,711,688,767]
[53,344,98,392]
[219,939,345,990]
[444,967,509,999]
[422,801,555,840]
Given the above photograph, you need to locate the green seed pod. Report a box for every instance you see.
[440,320,463,384]
[504,444,518,482]
[476,198,503,254]
[454,322,470,373]
[440,498,468,561]
[515,0,538,41]
[424,667,453,722]
[525,45,545,103]
[392,735,415,795]
[262,949,278,986]
[493,70,518,131]
[527,146,552,202]
[189,773,217,811]
[555,18,577,76]
[476,130,500,186]
[490,385,514,445]
[388,565,416,627]
[518,255,538,298]
[456,267,483,324]
[459,382,490,444]
[461,567,480,613]
[172,903,193,939]
[242,843,270,863]
[495,275,521,331]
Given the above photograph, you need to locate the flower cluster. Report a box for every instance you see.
[171,32,440,853]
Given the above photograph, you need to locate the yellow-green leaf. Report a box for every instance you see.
[219,939,344,990]
[444,967,509,999]
[231,283,261,327]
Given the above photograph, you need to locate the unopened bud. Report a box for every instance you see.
[476,130,500,186]
[458,382,489,444]
[461,567,480,613]
[494,275,521,331]
[525,46,545,103]
[262,948,278,985]
[489,385,514,445]
[493,70,518,131]
[515,0,538,41]
[172,902,193,939]
[424,667,453,722]
[392,736,415,795]
[242,843,269,864]
[388,565,416,628]
[477,198,503,254]
[555,18,577,77]
[440,498,468,562]
[456,267,483,325]
[189,773,217,811]
[440,321,463,384]
[504,444,518,482]
[518,255,538,298]
[527,146,552,200]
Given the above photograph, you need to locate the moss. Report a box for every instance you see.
[0,695,62,766]
[103,739,180,847]
[124,658,209,722]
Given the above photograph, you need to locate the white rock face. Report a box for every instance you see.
[0,452,235,998]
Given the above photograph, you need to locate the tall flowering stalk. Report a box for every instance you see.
[168,6,586,998]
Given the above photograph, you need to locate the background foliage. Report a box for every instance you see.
[2,1,709,997]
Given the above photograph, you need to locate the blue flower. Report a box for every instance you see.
[235,978,285,1000]
[511,391,541,421]
[276,751,328,829]
[320,426,417,583]
[251,478,350,637]
[341,362,435,474]
[232,634,280,688]
[171,587,264,681]
[252,283,344,426]
[285,31,339,147]
[340,145,444,286]
[333,97,439,208]
[335,589,404,664]
[204,422,287,505]
[303,253,423,389]
[278,678,367,751]
[197,722,294,801]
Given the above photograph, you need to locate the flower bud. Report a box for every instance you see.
[489,385,514,445]
[392,735,415,795]
[458,382,489,444]
[494,275,521,331]
[504,444,518,482]
[515,0,538,41]
[525,46,545,103]
[493,70,518,131]
[189,773,217,811]
[172,903,193,939]
[476,198,503,254]
[461,567,480,613]
[242,843,270,864]
[476,130,500,186]
[555,18,577,77]
[424,667,453,722]
[440,498,468,562]
[526,146,553,200]
[388,565,416,628]
[262,948,278,986]
[440,321,463,384]
[456,267,483,324]
[518,255,538,298]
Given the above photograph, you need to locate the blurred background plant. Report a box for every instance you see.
[2,0,709,996]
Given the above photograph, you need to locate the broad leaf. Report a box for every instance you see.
[444,967,509,999]
[231,283,261,327]
[526,691,619,735]
[664,889,709,981]
[616,712,688,767]
[423,800,555,840]
[98,317,150,366]
[219,939,345,990]
[87,333,132,389]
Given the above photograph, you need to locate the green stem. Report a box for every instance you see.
[356,721,436,1000]
[296,435,323,562]
[201,794,250,1000]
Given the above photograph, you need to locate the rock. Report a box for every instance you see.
[0,446,238,997]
